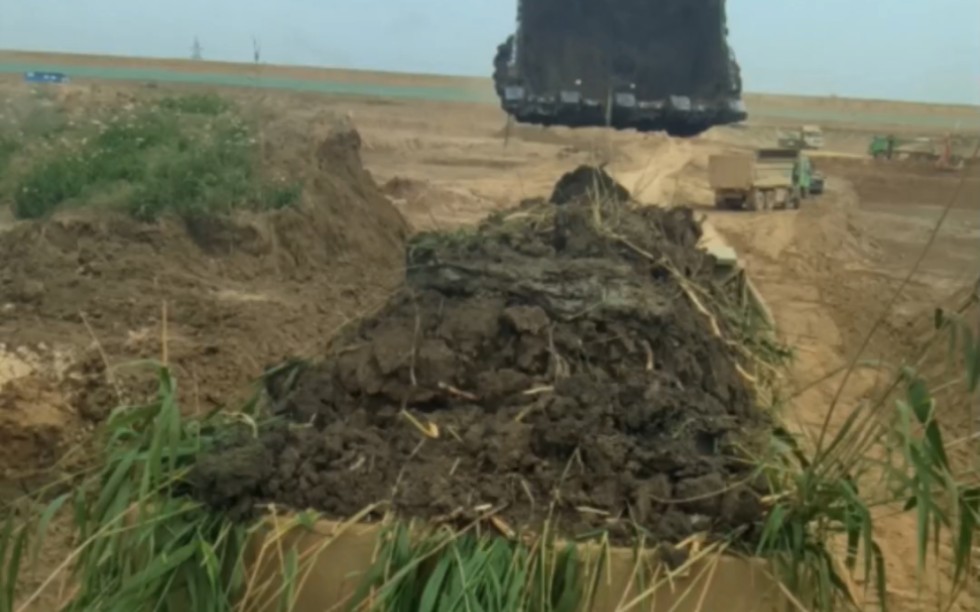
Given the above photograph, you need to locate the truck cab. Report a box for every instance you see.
[791,154,813,195]
[801,125,824,149]
[778,125,824,150]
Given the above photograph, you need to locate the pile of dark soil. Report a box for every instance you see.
[549,164,630,205]
[190,166,769,543]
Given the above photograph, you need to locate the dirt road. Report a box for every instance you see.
[609,137,978,609]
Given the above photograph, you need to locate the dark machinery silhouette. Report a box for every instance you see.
[492,0,747,137]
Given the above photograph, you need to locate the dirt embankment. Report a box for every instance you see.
[0,126,409,483]
[815,157,980,210]
[190,167,771,545]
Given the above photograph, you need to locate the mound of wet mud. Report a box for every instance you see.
[0,125,408,480]
[190,166,769,543]
[549,164,631,205]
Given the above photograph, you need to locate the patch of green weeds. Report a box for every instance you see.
[0,136,19,173]
[10,94,300,221]
[0,98,63,174]
[13,152,90,218]
[16,100,69,140]
[259,181,304,210]
[158,93,233,116]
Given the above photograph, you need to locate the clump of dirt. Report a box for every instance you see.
[0,375,79,484]
[190,166,770,544]
[0,344,96,494]
[549,164,631,204]
[0,125,408,481]
[381,176,422,201]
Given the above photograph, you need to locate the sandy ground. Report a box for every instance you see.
[1,60,979,609]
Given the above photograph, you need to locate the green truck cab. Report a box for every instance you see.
[792,154,824,195]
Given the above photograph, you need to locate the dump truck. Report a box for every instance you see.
[869,135,937,161]
[709,149,815,210]
[868,134,963,169]
[492,0,747,137]
[777,125,824,150]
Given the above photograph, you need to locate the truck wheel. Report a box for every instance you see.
[769,190,781,211]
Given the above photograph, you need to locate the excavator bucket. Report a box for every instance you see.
[492,0,747,138]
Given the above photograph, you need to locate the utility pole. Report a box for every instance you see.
[252,36,261,64]
[191,37,203,61]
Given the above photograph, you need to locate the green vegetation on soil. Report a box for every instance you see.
[1,294,976,611]
[3,93,300,222]
[0,366,598,612]
[0,137,18,171]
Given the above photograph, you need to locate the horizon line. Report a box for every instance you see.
[2,47,979,112]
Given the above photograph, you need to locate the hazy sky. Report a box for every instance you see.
[1,0,979,105]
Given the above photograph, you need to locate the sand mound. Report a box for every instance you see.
[0,126,408,480]
[190,166,769,544]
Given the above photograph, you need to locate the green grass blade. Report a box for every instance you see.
[0,518,16,612]
[553,544,581,612]
[870,541,887,612]
[963,325,979,391]
[418,553,453,612]
[278,547,299,612]
[903,373,933,425]
[121,541,197,598]
[3,527,27,610]
[953,487,979,584]
[95,451,137,519]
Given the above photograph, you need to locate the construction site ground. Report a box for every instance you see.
[0,58,978,610]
